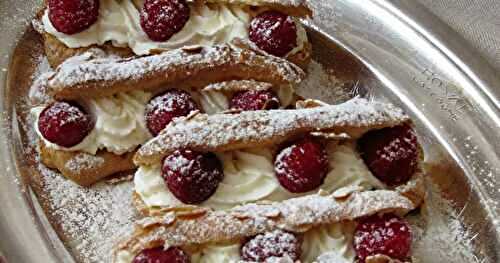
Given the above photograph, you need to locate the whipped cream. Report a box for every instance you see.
[42,0,308,56]
[195,89,230,115]
[34,83,294,156]
[302,222,356,262]
[43,0,250,55]
[135,142,383,210]
[191,244,240,263]
[34,90,152,155]
[193,84,296,114]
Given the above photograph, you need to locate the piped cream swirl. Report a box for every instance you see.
[193,84,296,114]
[302,222,357,262]
[34,90,152,155]
[191,244,241,263]
[134,142,383,210]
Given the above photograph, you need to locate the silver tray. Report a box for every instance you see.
[0,0,498,262]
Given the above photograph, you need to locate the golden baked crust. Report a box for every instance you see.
[134,97,410,166]
[203,79,274,92]
[45,44,305,100]
[114,190,414,261]
[205,0,312,17]
[43,33,134,68]
[39,141,136,186]
[42,44,305,100]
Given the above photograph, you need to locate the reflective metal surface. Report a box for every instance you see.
[0,0,498,262]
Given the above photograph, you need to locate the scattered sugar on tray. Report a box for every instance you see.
[36,162,138,263]
[409,182,482,263]
[296,61,354,105]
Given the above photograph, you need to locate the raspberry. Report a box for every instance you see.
[354,214,412,262]
[48,0,100,35]
[38,101,94,148]
[249,10,298,57]
[162,149,223,204]
[229,90,280,111]
[145,90,199,136]
[241,230,302,262]
[357,124,419,186]
[274,137,329,193]
[132,247,189,263]
[140,0,190,42]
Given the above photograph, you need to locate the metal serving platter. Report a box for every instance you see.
[0,0,499,262]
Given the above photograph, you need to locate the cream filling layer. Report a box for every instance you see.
[135,142,383,210]
[42,0,307,56]
[33,90,152,155]
[34,85,294,155]
[193,84,296,114]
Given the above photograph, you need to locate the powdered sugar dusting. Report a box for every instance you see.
[296,60,354,104]
[29,56,53,105]
[45,44,304,96]
[409,182,481,263]
[241,229,301,261]
[203,80,273,92]
[275,145,295,175]
[38,163,138,263]
[64,153,105,173]
[137,97,409,165]
[212,0,308,8]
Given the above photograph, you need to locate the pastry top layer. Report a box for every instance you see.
[115,189,414,260]
[40,0,312,17]
[41,44,305,100]
[135,97,410,166]
[203,0,312,16]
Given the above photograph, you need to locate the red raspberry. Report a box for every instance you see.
[162,149,223,204]
[38,101,94,148]
[241,230,302,262]
[274,138,329,193]
[229,90,280,111]
[354,214,412,262]
[140,0,190,42]
[249,11,298,57]
[132,247,190,263]
[357,124,419,186]
[145,90,199,136]
[48,0,100,35]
